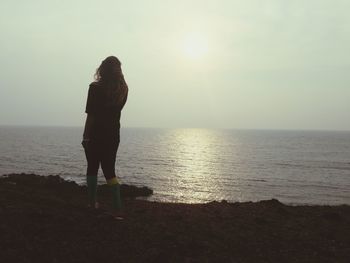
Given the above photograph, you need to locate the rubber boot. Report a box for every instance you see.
[107,177,122,211]
[87,175,98,208]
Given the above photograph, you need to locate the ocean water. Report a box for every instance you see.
[0,126,349,205]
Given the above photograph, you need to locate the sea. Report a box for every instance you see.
[0,126,349,205]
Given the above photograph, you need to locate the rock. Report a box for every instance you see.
[0,173,153,198]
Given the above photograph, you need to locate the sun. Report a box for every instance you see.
[182,33,209,59]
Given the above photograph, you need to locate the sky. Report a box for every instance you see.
[0,0,349,130]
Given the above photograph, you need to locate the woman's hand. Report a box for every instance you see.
[81,138,90,149]
[83,114,95,149]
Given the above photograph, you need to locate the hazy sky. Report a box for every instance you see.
[1,0,349,130]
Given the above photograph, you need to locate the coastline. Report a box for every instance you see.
[1,173,349,262]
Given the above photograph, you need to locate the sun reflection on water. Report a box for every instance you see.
[167,129,235,202]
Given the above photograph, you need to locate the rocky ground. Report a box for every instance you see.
[0,173,349,263]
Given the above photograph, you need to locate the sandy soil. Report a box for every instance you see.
[0,173,349,263]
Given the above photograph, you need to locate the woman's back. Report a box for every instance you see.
[85,81,127,142]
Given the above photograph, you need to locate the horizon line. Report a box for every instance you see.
[0,124,349,132]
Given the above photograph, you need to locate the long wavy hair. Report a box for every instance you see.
[94,56,128,109]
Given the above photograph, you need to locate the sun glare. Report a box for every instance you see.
[182,33,209,59]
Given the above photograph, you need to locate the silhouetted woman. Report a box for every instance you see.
[82,56,128,217]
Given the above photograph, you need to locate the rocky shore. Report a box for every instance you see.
[0,173,349,262]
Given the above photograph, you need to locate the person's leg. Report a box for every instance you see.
[106,177,122,211]
[101,140,121,211]
[84,142,100,208]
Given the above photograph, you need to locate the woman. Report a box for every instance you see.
[82,56,128,217]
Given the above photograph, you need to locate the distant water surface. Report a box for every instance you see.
[0,126,349,205]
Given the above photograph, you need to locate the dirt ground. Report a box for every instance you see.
[0,173,349,263]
